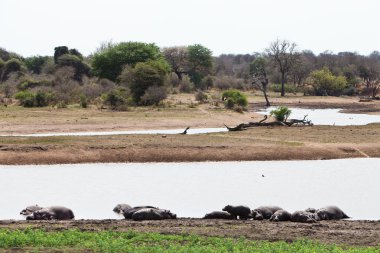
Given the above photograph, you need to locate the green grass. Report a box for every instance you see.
[0,229,378,253]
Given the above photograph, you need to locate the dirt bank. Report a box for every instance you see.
[0,219,378,247]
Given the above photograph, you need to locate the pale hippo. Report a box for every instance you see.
[291,210,319,223]
[251,206,283,220]
[316,206,349,220]
[26,206,74,220]
[269,210,291,222]
[20,205,43,216]
[113,204,132,214]
[203,211,234,220]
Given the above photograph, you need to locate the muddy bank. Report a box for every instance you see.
[0,219,379,247]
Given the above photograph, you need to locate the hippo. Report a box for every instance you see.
[203,211,234,220]
[316,206,349,220]
[222,205,251,220]
[131,208,177,221]
[305,208,317,213]
[122,206,158,219]
[20,205,43,216]
[269,210,291,222]
[26,206,74,220]
[251,206,283,220]
[113,204,132,214]
[291,210,319,223]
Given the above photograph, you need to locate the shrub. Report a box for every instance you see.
[24,56,50,74]
[270,83,299,94]
[214,76,247,90]
[221,89,248,109]
[80,95,88,108]
[178,75,195,93]
[140,86,167,106]
[1,58,26,81]
[309,68,347,96]
[103,88,130,109]
[15,91,35,107]
[270,106,292,122]
[57,54,91,81]
[195,90,208,103]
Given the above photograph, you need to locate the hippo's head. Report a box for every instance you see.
[316,210,328,220]
[20,205,43,216]
[222,205,232,212]
[251,210,264,220]
[160,210,177,219]
[305,208,317,213]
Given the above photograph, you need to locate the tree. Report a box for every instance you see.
[310,68,347,96]
[289,50,316,86]
[358,56,380,98]
[24,56,50,74]
[162,46,188,80]
[250,57,271,106]
[125,59,170,104]
[0,58,26,81]
[57,54,91,81]
[54,46,69,64]
[266,39,300,96]
[187,44,213,86]
[91,42,163,81]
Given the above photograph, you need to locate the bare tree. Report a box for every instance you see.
[250,57,270,106]
[266,39,300,96]
[358,55,380,98]
[162,46,188,80]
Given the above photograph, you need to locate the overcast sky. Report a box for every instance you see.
[1,0,379,57]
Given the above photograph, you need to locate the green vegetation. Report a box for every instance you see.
[270,106,292,122]
[0,229,377,253]
[221,89,248,110]
[310,68,347,96]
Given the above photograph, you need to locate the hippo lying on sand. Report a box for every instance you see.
[251,206,283,220]
[222,205,251,220]
[20,205,43,216]
[269,210,291,222]
[131,208,177,221]
[26,206,75,220]
[122,206,158,219]
[113,204,132,214]
[291,210,319,223]
[203,211,234,220]
[317,206,349,220]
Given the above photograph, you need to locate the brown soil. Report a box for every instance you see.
[0,219,379,247]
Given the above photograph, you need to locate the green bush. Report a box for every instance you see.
[310,68,347,96]
[270,106,292,122]
[103,88,130,109]
[15,91,35,107]
[15,90,52,107]
[221,89,248,109]
[270,83,299,94]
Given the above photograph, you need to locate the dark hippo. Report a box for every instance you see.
[113,204,132,214]
[122,206,158,219]
[203,211,234,220]
[316,206,349,220]
[251,206,283,220]
[131,208,177,221]
[26,206,74,220]
[222,205,251,220]
[269,210,291,222]
[291,210,319,223]
[20,205,43,216]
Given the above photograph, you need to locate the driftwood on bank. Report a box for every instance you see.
[224,115,313,131]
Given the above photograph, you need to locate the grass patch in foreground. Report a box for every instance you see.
[0,229,377,252]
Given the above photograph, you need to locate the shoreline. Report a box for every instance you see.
[0,219,379,247]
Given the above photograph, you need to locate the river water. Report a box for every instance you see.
[0,158,379,220]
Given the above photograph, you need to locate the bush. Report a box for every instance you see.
[270,83,299,94]
[195,90,208,103]
[221,89,248,109]
[15,90,52,107]
[214,76,247,90]
[1,58,26,81]
[103,88,130,109]
[178,75,195,93]
[15,91,35,107]
[309,68,347,96]
[57,54,90,81]
[140,86,167,106]
[80,95,88,108]
[270,106,292,122]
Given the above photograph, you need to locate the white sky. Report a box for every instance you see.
[1,0,379,57]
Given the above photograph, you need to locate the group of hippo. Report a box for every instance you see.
[19,203,349,223]
[204,205,349,223]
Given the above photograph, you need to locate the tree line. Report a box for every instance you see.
[0,39,379,109]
